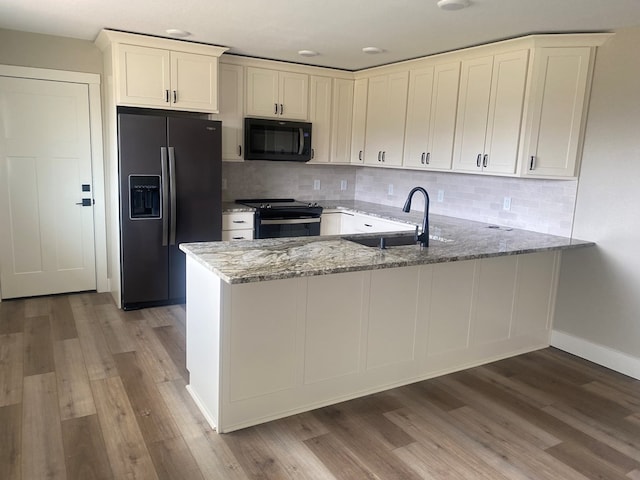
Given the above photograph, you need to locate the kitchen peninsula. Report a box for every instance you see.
[180,203,592,433]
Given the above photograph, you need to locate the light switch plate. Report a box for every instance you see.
[437,190,444,202]
[503,196,512,211]
[313,179,321,190]
[388,184,394,195]
[340,180,347,191]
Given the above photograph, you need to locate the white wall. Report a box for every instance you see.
[553,26,640,379]
[0,28,102,74]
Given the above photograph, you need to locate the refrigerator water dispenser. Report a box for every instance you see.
[129,175,161,219]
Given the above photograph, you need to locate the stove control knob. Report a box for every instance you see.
[266,204,272,209]
[308,202,313,207]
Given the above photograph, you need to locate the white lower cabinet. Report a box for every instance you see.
[319,211,342,236]
[186,250,561,432]
[340,212,416,234]
[221,212,254,241]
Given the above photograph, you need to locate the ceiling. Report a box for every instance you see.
[2,0,640,70]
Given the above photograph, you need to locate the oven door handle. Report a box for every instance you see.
[260,217,321,225]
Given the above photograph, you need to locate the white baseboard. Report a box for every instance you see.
[551,330,640,380]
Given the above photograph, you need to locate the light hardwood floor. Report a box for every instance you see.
[1,292,639,479]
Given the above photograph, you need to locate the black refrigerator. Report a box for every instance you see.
[118,111,222,310]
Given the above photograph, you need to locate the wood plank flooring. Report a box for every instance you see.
[1,292,639,479]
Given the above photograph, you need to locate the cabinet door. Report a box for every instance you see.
[118,44,171,108]
[331,78,354,163]
[523,47,592,177]
[364,75,388,165]
[350,78,368,164]
[309,76,332,162]
[383,72,409,166]
[214,64,244,161]
[427,62,461,170]
[246,67,279,118]
[170,51,219,112]
[403,66,435,168]
[364,72,408,166]
[279,71,309,120]
[453,56,494,172]
[320,212,342,236]
[483,50,528,175]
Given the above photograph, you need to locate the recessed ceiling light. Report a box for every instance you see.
[298,50,319,57]
[437,0,470,11]
[166,29,191,38]
[362,46,384,54]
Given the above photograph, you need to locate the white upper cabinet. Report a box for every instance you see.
[246,67,309,120]
[118,45,220,112]
[96,30,227,113]
[309,76,333,162]
[403,61,460,170]
[364,72,409,167]
[453,50,529,175]
[520,47,593,178]
[117,44,171,108]
[213,63,244,162]
[330,78,354,164]
[350,78,368,164]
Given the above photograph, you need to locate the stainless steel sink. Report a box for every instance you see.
[343,232,418,248]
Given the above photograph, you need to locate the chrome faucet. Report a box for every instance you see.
[403,187,430,247]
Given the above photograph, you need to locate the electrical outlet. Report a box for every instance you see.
[503,196,512,211]
[388,184,394,195]
[221,178,227,190]
[340,180,348,191]
[437,190,444,202]
[313,179,321,190]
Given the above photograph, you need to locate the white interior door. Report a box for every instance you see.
[0,76,96,299]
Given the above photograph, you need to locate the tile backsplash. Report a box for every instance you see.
[222,161,357,202]
[223,162,578,236]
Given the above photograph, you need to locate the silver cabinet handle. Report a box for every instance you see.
[421,152,425,164]
[160,147,169,246]
[168,146,177,245]
[165,90,170,103]
[173,90,177,103]
[483,154,488,168]
[382,151,386,162]
[359,150,363,161]
[364,223,373,227]
[232,236,246,240]
[274,103,278,114]
[425,152,430,165]
[280,104,284,115]
[377,151,382,162]
[476,153,482,168]
[530,155,536,170]
[238,145,242,157]
[311,148,315,159]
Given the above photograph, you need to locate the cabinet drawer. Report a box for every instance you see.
[223,212,254,231]
[222,229,254,241]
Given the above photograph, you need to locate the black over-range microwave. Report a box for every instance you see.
[244,118,312,162]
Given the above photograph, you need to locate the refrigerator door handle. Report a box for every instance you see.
[160,147,169,246]
[168,146,177,245]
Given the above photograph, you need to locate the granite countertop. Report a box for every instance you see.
[184,200,593,284]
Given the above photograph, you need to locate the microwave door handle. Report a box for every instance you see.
[298,128,304,155]
[168,146,177,245]
[160,147,169,246]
